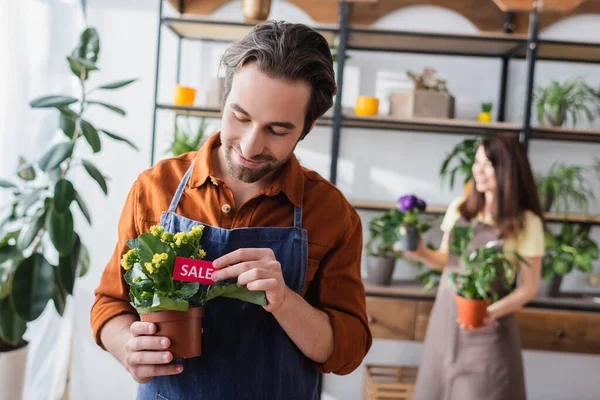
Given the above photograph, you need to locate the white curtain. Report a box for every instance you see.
[0,1,84,399]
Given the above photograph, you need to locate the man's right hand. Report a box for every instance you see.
[123,321,184,383]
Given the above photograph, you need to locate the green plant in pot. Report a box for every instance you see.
[365,209,404,286]
[122,225,266,359]
[448,227,527,328]
[535,78,600,127]
[540,223,599,297]
[395,194,429,251]
[0,27,137,396]
[167,116,211,157]
[535,162,596,214]
[440,138,481,195]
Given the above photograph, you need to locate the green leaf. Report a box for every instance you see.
[137,233,174,265]
[0,296,27,345]
[176,282,200,299]
[100,129,139,151]
[126,238,138,250]
[0,180,17,189]
[59,110,76,139]
[74,190,92,225]
[38,142,74,172]
[57,234,81,295]
[87,100,125,116]
[136,293,188,315]
[11,253,54,321]
[16,208,46,251]
[47,167,63,183]
[67,56,98,74]
[53,266,69,316]
[78,243,90,277]
[72,27,100,63]
[19,188,44,213]
[203,281,267,307]
[82,160,108,195]
[80,120,102,153]
[94,79,137,90]
[29,95,78,108]
[17,157,36,181]
[54,179,75,213]
[46,207,74,256]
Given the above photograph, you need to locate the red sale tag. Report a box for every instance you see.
[173,257,216,284]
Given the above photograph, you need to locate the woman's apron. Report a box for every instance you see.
[413,218,526,400]
[137,162,319,400]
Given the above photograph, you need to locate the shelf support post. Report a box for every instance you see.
[150,0,165,166]
[329,1,350,185]
[520,9,541,150]
[497,12,514,122]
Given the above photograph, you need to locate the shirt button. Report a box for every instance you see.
[210,177,218,186]
[222,204,231,213]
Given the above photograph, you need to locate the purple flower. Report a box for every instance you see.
[397,194,427,212]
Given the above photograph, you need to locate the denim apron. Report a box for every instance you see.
[137,162,318,400]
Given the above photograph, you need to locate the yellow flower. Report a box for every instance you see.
[187,225,205,242]
[152,253,168,264]
[150,225,165,237]
[197,249,206,259]
[120,249,139,270]
[174,232,187,247]
[145,262,155,274]
[120,256,132,270]
[132,276,142,283]
[161,232,174,243]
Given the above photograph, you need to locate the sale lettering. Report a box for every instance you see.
[173,257,216,284]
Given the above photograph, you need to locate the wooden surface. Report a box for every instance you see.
[492,0,587,12]
[366,297,417,340]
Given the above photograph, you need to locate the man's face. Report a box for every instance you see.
[220,62,311,183]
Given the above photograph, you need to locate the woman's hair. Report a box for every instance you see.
[459,135,544,239]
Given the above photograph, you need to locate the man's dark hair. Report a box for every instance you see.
[220,20,337,138]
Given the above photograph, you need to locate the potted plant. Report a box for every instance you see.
[448,226,527,328]
[365,209,404,286]
[535,78,600,127]
[122,225,267,359]
[478,102,493,123]
[439,137,481,195]
[167,116,211,157]
[0,27,137,398]
[540,223,599,297]
[395,194,429,251]
[535,162,596,214]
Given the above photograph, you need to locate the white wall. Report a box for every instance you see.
[9,1,597,399]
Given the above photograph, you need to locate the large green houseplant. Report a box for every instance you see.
[439,138,480,194]
[0,26,137,389]
[540,223,599,297]
[535,162,596,215]
[535,78,600,127]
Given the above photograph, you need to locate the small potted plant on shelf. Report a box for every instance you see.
[448,226,527,328]
[534,78,600,127]
[540,223,599,297]
[121,225,267,359]
[440,137,482,195]
[395,194,429,251]
[390,68,455,119]
[365,209,404,286]
[167,116,211,157]
[535,162,596,214]
[478,102,493,123]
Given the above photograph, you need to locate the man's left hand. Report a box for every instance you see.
[211,248,289,313]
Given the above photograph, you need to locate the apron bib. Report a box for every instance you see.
[137,162,318,400]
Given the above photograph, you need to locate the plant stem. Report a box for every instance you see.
[61,70,86,180]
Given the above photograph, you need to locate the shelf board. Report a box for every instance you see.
[353,200,600,225]
[342,113,520,135]
[537,39,600,64]
[532,125,600,143]
[156,104,333,126]
[163,17,338,46]
[346,27,526,57]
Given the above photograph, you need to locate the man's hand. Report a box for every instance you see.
[123,322,183,383]
[212,248,289,313]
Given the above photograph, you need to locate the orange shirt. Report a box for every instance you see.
[91,133,372,375]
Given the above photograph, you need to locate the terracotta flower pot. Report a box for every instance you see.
[141,306,204,359]
[455,294,489,328]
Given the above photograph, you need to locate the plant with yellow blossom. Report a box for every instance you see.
[121,224,266,314]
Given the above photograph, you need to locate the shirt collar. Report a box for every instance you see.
[188,132,304,208]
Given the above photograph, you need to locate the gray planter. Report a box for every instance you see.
[537,275,563,298]
[543,104,566,127]
[394,225,419,251]
[366,256,396,286]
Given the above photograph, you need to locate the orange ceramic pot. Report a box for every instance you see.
[173,85,196,106]
[355,96,379,116]
[455,294,489,328]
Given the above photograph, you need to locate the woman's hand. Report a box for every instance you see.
[457,312,498,333]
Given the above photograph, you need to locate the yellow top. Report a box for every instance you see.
[440,196,545,258]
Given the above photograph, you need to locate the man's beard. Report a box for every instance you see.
[222,144,289,183]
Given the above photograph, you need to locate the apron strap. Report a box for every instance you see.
[168,161,195,213]
[293,205,303,229]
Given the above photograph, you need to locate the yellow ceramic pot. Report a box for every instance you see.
[173,85,196,106]
[355,96,379,116]
[478,112,492,123]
